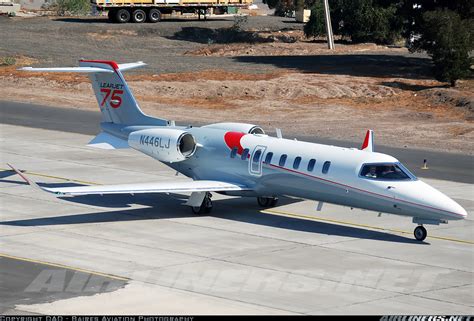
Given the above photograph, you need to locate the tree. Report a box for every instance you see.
[304,0,326,38]
[304,0,403,44]
[412,9,473,86]
[264,0,320,17]
[401,0,474,86]
[400,0,473,39]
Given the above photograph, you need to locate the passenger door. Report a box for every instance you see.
[249,145,266,176]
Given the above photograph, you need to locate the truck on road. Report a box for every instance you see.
[91,0,252,23]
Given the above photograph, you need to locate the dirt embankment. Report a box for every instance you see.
[1,50,473,155]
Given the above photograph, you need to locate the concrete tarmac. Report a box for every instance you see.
[0,255,127,314]
[0,123,473,314]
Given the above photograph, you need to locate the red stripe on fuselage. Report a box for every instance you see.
[266,163,465,218]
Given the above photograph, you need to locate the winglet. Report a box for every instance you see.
[7,163,44,192]
[361,130,374,152]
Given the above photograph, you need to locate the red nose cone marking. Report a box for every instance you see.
[224,131,246,154]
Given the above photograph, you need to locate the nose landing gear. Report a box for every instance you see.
[414,225,427,241]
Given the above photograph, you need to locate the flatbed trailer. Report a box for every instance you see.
[92,0,252,23]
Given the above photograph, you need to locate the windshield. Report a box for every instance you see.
[359,162,417,181]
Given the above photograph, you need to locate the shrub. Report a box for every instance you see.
[54,0,91,15]
[0,56,16,66]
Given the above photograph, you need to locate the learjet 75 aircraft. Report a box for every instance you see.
[9,60,468,242]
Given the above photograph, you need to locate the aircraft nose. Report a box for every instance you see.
[419,181,468,220]
[409,181,467,220]
[442,196,468,219]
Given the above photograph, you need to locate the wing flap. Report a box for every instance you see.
[8,164,248,196]
[46,180,248,196]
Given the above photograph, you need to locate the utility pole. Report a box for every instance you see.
[295,0,304,21]
[323,0,335,50]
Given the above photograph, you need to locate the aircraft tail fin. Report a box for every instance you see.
[361,129,374,152]
[20,60,168,126]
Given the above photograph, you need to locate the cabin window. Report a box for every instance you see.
[241,148,249,160]
[293,157,302,169]
[322,161,331,174]
[264,152,273,164]
[359,163,416,181]
[252,150,262,163]
[307,159,316,171]
[230,147,238,158]
[279,154,287,167]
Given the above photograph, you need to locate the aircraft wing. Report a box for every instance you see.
[7,164,249,196]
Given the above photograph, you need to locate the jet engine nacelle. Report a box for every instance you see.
[128,128,197,163]
[203,122,265,135]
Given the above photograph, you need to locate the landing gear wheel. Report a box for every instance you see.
[191,192,213,215]
[132,9,146,23]
[147,8,161,23]
[414,225,427,241]
[257,196,278,208]
[115,9,131,23]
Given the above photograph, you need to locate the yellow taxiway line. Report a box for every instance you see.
[261,209,474,245]
[0,252,130,281]
[1,168,100,185]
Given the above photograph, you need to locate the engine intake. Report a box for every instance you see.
[128,128,197,163]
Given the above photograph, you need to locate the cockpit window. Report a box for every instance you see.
[360,163,416,181]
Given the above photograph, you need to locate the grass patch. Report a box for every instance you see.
[0,56,16,66]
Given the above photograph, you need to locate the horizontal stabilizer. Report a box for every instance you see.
[87,132,129,150]
[20,66,114,73]
[116,62,147,72]
[19,61,146,73]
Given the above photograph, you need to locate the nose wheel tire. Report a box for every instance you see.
[257,196,279,208]
[414,225,427,241]
[191,192,213,215]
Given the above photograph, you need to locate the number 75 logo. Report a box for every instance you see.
[100,88,123,109]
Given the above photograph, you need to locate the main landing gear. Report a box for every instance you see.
[191,192,213,215]
[257,196,279,208]
[414,225,427,241]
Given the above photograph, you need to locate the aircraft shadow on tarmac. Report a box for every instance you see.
[1,184,424,244]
